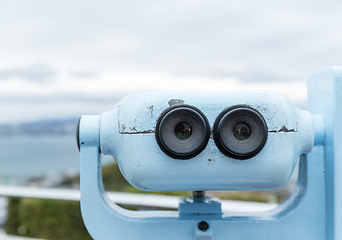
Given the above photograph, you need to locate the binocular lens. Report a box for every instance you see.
[214,106,267,160]
[174,122,192,140]
[233,123,251,141]
[155,105,210,159]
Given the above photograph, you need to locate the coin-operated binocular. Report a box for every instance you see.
[77,67,342,240]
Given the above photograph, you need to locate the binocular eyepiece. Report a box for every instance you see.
[155,105,268,160]
[155,105,210,159]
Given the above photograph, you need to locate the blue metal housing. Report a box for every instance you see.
[99,91,314,191]
[79,67,342,239]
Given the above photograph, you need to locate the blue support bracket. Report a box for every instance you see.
[179,197,222,216]
[307,67,342,239]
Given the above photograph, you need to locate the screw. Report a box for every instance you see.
[193,191,205,198]
[198,221,209,232]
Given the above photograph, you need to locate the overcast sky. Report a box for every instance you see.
[0,0,341,123]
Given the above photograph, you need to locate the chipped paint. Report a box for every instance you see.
[209,132,214,139]
[120,130,154,134]
[268,126,296,133]
[278,126,295,132]
[207,158,217,167]
[168,99,185,107]
[149,105,154,117]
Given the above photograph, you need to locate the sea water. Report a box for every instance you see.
[0,135,114,183]
[0,135,116,227]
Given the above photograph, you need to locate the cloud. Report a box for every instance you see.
[173,68,298,82]
[0,92,127,104]
[69,71,98,78]
[1,0,341,81]
[0,63,57,83]
[0,92,127,124]
[0,0,341,123]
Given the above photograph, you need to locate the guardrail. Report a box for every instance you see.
[0,185,277,212]
[0,185,277,239]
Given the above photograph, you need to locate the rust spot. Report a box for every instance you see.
[207,158,216,166]
[149,105,154,117]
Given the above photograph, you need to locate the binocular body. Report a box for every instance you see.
[99,91,314,191]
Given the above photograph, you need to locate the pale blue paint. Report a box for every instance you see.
[79,67,341,239]
[307,67,342,240]
[100,91,314,191]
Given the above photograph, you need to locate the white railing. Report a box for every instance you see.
[0,185,277,212]
[0,185,278,239]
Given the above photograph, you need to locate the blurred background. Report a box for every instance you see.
[0,0,341,239]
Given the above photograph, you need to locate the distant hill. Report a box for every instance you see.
[0,118,79,136]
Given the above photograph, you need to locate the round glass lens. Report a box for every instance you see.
[233,123,251,141]
[174,122,192,140]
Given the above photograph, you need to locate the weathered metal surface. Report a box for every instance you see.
[307,67,342,240]
[99,91,314,191]
[79,67,342,239]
